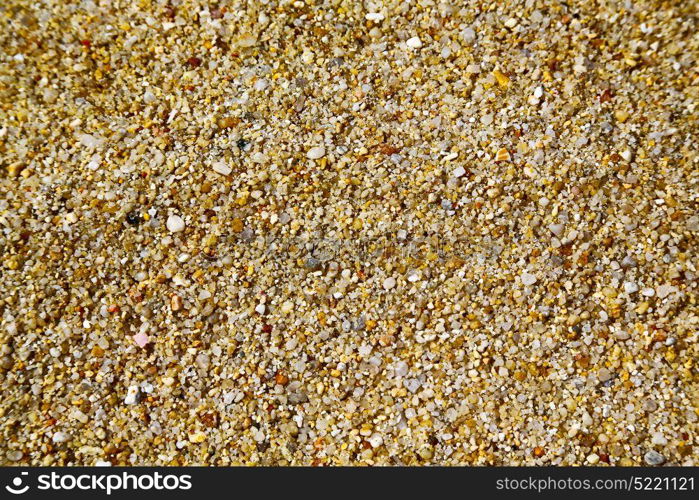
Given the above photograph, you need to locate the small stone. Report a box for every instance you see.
[124,385,140,405]
[305,257,322,271]
[231,218,244,232]
[237,33,257,48]
[126,211,141,226]
[521,271,537,286]
[643,400,658,412]
[598,368,612,383]
[651,432,668,446]
[251,152,267,163]
[621,255,637,268]
[166,214,185,233]
[614,330,631,341]
[394,361,409,377]
[586,453,599,464]
[548,224,564,237]
[615,109,630,123]
[365,12,384,21]
[52,432,71,443]
[383,276,396,290]
[495,148,511,162]
[281,301,294,314]
[624,282,639,294]
[644,450,665,466]
[212,161,232,176]
[189,431,207,444]
[406,36,422,49]
[461,27,476,43]
[255,303,266,315]
[170,294,183,312]
[307,146,325,160]
[404,378,421,393]
[133,332,149,348]
[492,70,510,88]
[288,391,308,405]
[78,133,103,149]
[275,372,289,386]
[367,433,383,448]
[452,166,466,178]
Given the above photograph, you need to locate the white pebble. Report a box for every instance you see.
[452,166,466,178]
[212,161,232,176]
[383,276,396,290]
[301,50,314,65]
[253,79,268,91]
[656,284,674,299]
[166,214,185,233]
[624,281,639,294]
[251,152,267,163]
[407,271,420,282]
[365,12,384,21]
[651,432,668,446]
[78,133,103,149]
[255,303,266,315]
[406,36,422,49]
[52,431,71,443]
[548,223,564,237]
[124,385,140,405]
[521,272,537,286]
[307,146,325,160]
[367,433,384,448]
[404,378,421,393]
[461,27,476,43]
[394,361,409,377]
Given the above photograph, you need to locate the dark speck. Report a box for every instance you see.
[126,211,142,226]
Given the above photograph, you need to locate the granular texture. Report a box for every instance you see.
[0,0,697,466]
